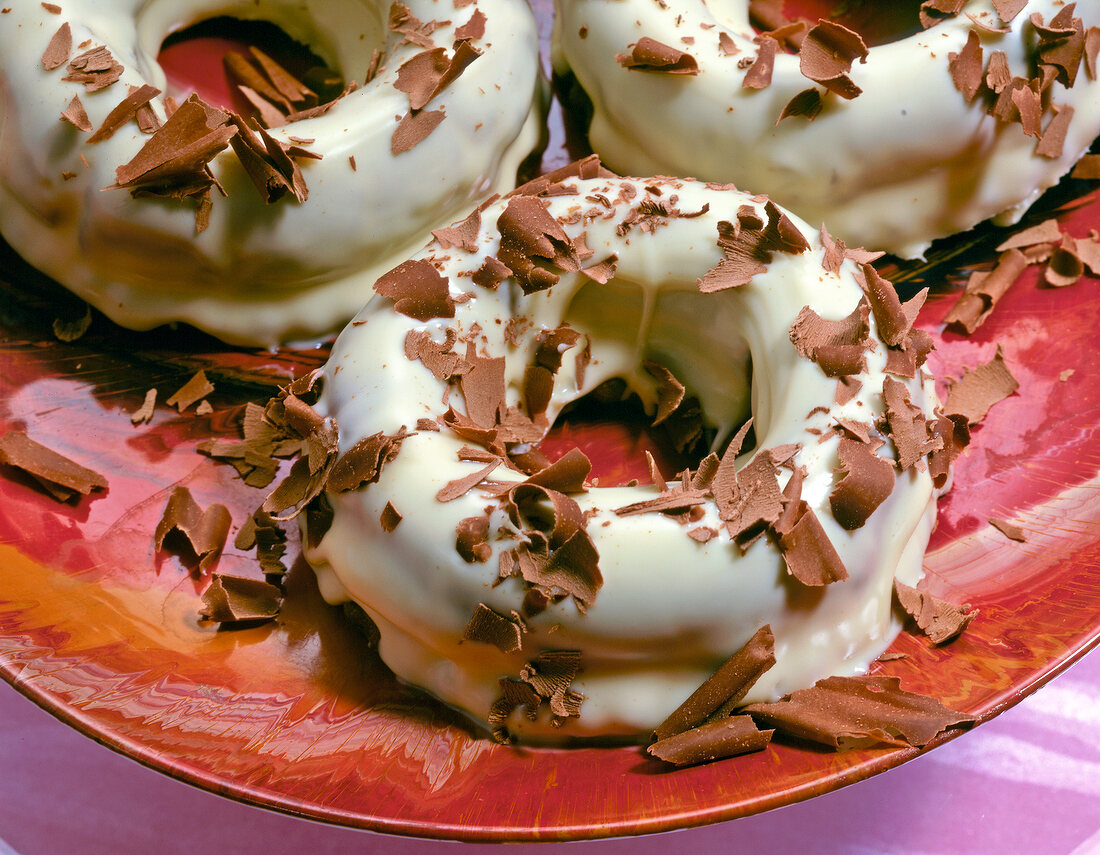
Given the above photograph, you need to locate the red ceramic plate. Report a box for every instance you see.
[2,6,1100,843]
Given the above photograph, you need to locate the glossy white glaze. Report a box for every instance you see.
[552,0,1100,258]
[306,177,940,740]
[0,0,543,345]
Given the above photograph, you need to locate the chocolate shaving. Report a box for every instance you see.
[947,30,984,101]
[436,459,501,501]
[432,203,488,252]
[130,388,157,425]
[165,370,214,412]
[799,20,868,99]
[997,219,1062,250]
[644,361,686,426]
[52,304,91,341]
[778,502,849,585]
[200,574,281,624]
[993,0,1026,23]
[943,347,1019,425]
[379,500,403,532]
[395,42,481,111]
[616,37,700,74]
[1045,234,1086,286]
[374,258,455,320]
[391,108,445,154]
[653,625,775,740]
[228,115,314,204]
[463,603,525,653]
[1036,104,1075,159]
[894,580,977,645]
[42,21,71,71]
[742,35,777,89]
[989,516,1027,542]
[62,45,124,92]
[1033,6,1086,88]
[859,264,924,350]
[496,196,581,294]
[944,248,1028,333]
[919,0,965,28]
[459,346,506,428]
[326,427,409,493]
[389,2,439,49]
[882,376,934,470]
[59,94,92,132]
[830,438,895,530]
[789,299,871,377]
[648,715,773,766]
[927,412,970,489]
[778,87,823,122]
[87,84,161,143]
[699,202,810,293]
[456,514,492,562]
[0,432,107,501]
[235,508,288,575]
[112,96,236,210]
[744,675,975,749]
[153,486,231,569]
[455,8,486,41]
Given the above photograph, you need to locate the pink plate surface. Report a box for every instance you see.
[2,5,1100,842]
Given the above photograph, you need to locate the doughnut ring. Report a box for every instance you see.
[552,1,1100,258]
[303,172,946,740]
[0,0,543,345]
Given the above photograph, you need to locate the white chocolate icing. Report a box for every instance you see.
[304,177,941,740]
[551,1,1100,259]
[0,0,543,346]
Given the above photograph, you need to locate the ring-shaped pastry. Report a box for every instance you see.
[552,0,1100,259]
[304,173,947,740]
[0,0,543,345]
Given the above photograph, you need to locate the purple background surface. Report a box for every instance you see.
[1,650,1097,855]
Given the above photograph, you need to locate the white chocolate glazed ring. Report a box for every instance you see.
[0,0,543,346]
[305,174,944,740]
[551,1,1100,259]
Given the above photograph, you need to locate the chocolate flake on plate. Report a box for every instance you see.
[200,573,282,624]
[743,674,975,749]
[653,625,776,740]
[130,388,157,425]
[0,432,107,501]
[234,508,289,575]
[943,346,1019,425]
[894,579,977,645]
[165,369,214,412]
[52,303,91,341]
[154,485,231,570]
[648,715,773,766]
[944,248,1029,333]
[989,516,1027,542]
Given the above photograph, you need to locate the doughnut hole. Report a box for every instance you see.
[751,0,925,47]
[138,0,387,116]
[158,17,344,119]
[538,279,754,486]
